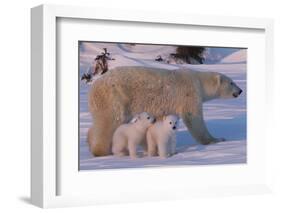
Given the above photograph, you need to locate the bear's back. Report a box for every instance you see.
[95,66,197,90]
[90,66,200,116]
[106,66,173,84]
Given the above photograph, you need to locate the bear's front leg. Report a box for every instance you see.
[183,111,225,145]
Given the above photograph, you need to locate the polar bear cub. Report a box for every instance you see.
[112,112,155,158]
[147,115,179,158]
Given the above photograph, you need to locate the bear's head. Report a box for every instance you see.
[163,115,179,131]
[197,72,243,102]
[215,73,243,99]
[130,112,156,129]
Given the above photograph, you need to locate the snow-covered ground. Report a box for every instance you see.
[79,43,247,170]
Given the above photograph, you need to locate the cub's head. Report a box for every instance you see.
[215,73,243,99]
[130,112,156,128]
[163,115,179,131]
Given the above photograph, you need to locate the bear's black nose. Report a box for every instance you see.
[172,126,176,130]
[239,89,243,95]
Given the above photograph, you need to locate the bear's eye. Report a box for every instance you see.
[147,116,150,120]
[230,82,234,86]
[169,122,172,124]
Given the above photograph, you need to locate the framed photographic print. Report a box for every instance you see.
[79,42,247,170]
[31,4,274,208]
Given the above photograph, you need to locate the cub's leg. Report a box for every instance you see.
[112,133,129,157]
[128,140,139,159]
[157,139,169,158]
[146,130,157,157]
[138,137,148,156]
[170,134,177,155]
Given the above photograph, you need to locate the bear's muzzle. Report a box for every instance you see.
[233,89,243,98]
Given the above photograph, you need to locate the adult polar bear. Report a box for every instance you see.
[87,66,242,156]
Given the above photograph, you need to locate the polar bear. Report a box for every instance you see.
[147,115,179,158]
[112,112,155,158]
[88,66,243,156]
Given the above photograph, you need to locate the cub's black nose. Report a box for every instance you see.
[239,89,243,95]
[172,126,176,130]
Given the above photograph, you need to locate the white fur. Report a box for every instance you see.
[112,112,155,158]
[147,115,179,158]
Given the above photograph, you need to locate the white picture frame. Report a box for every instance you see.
[31,4,274,208]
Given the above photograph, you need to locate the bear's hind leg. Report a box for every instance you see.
[88,83,131,156]
[88,113,120,156]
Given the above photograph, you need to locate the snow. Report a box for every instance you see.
[79,43,247,170]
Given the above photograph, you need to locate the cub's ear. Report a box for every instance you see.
[130,116,139,123]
